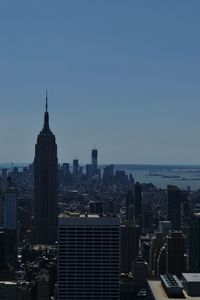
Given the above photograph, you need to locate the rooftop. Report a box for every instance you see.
[148,280,200,300]
[182,273,200,282]
[58,213,120,226]
[59,212,118,218]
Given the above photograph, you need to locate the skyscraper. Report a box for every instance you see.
[58,213,120,300]
[189,213,200,272]
[126,190,134,222]
[4,187,17,229]
[167,185,182,230]
[33,92,58,245]
[72,159,79,177]
[102,165,114,186]
[134,182,142,220]
[149,233,165,278]
[159,221,172,236]
[0,228,17,268]
[1,168,7,186]
[89,201,103,214]
[166,231,185,276]
[91,148,98,175]
[120,224,140,273]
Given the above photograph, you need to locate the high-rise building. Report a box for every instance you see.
[1,168,7,185]
[33,92,58,245]
[62,163,70,176]
[142,193,153,234]
[159,221,172,236]
[89,201,103,214]
[0,282,17,300]
[132,255,149,289]
[59,163,71,187]
[104,198,119,216]
[58,213,120,300]
[166,231,185,277]
[36,270,50,300]
[126,190,134,222]
[86,164,93,178]
[91,148,98,175]
[114,170,128,185]
[156,244,166,277]
[60,163,71,186]
[102,165,114,186]
[72,159,79,177]
[167,185,182,230]
[134,182,142,221]
[149,233,165,278]
[0,193,3,227]
[4,187,17,229]
[120,224,140,273]
[0,228,17,268]
[189,213,200,272]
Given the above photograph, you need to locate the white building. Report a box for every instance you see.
[58,213,120,300]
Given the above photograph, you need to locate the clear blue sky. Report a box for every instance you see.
[0,0,199,164]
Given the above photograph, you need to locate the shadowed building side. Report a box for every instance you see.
[167,185,181,230]
[33,92,58,245]
[189,213,200,272]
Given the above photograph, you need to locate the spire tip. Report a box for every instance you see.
[45,89,48,112]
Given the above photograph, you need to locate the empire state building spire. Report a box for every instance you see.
[46,89,48,112]
[42,90,52,133]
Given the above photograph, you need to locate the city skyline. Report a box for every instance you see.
[0,2,199,300]
[0,1,200,164]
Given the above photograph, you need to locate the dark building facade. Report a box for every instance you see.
[156,244,166,277]
[126,190,134,222]
[189,213,200,272]
[73,159,79,177]
[89,201,103,214]
[0,228,17,269]
[134,182,142,219]
[91,148,98,175]
[149,233,165,278]
[58,214,120,300]
[120,224,140,273]
[166,231,185,277]
[33,94,58,245]
[167,185,182,230]
[102,165,114,186]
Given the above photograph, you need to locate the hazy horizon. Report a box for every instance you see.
[2,162,200,167]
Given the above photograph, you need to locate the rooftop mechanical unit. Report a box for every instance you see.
[160,274,184,298]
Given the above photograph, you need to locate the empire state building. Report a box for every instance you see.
[33,92,58,244]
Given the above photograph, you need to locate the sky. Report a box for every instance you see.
[0,1,200,164]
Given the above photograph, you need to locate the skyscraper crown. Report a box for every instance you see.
[41,90,53,134]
